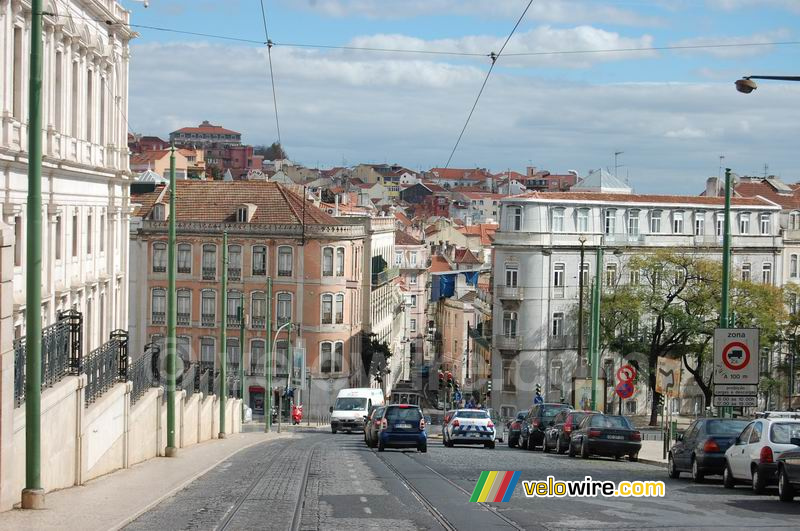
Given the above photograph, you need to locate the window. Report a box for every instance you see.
[410,319,417,332]
[323,247,335,276]
[336,247,345,276]
[177,243,192,274]
[250,340,266,374]
[251,292,266,328]
[55,215,62,260]
[275,340,288,375]
[277,292,292,326]
[200,338,215,369]
[672,211,684,234]
[741,263,751,282]
[552,208,565,232]
[649,210,662,233]
[629,269,640,285]
[55,51,63,130]
[604,209,616,235]
[791,211,800,231]
[72,214,78,256]
[236,207,247,223]
[502,359,516,391]
[694,213,705,236]
[321,294,333,324]
[550,360,563,391]
[760,214,771,235]
[202,244,216,279]
[153,242,167,272]
[580,262,589,287]
[177,336,191,364]
[409,273,418,285]
[627,211,639,236]
[201,290,216,326]
[505,265,518,287]
[71,61,79,137]
[321,341,344,373]
[228,245,242,281]
[252,246,266,276]
[394,251,402,266]
[409,252,417,267]
[625,400,637,415]
[151,288,166,324]
[739,213,750,234]
[503,311,518,337]
[86,71,93,141]
[227,290,242,326]
[553,263,565,297]
[789,293,798,315]
[87,213,92,254]
[278,246,293,276]
[792,255,799,278]
[577,209,589,232]
[335,293,344,324]
[177,289,191,326]
[13,217,22,267]
[605,263,618,286]
[509,206,523,231]
[762,263,773,284]
[552,312,564,337]
[410,295,417,308]
[226,338,240,370]
[716,214,725,237]
[12,27,22,119]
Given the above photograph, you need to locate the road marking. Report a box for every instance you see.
[363,507,372,515]
[360,496,367,503]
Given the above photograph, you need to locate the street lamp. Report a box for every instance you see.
[271,320,293,432]
[735,75,800,94]
[577,235,587,372]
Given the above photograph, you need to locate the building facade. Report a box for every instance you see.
[491,191,783,417]
[394,231,429,381]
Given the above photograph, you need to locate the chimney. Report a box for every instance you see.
[705,177,721,197]
[334,194,340,217]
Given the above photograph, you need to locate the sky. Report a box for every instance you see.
[121,0,800,194]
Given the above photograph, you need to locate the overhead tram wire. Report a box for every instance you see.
[443,0,534,170]
[259,0,282,147]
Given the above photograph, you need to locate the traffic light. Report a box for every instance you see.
[446,371,453,388]
[535,383,542,398]
[438,370,444,388]
[486,379,492,395]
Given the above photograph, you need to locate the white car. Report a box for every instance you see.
[443,409,496,449]
[723,412,800,493]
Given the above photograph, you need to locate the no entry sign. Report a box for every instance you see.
[713,328,759,386]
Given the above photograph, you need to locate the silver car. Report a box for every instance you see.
[443,409,496,449]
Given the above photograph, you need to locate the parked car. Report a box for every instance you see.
[377,404,427,453]
[776,433,800,502]
[723,413,800,492]
[569,414,641,461]
[507,410,527,448]
[544,410,599,454]
[486,408,505,443]
[443,409,496,449]
[363,405,386,448]
[668,417,749,482]
[520,403,571,451]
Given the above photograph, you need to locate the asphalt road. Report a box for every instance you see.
[126,428,800,530]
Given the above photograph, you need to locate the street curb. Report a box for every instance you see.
[638,458,667,468]
[108,432,293,531]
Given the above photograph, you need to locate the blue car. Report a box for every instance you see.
[378,404,427,453]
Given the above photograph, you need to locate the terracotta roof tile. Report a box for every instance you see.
[395,230,423,246]
[733,180,800,210]
[454,248,482,264]
[429,255,452,273]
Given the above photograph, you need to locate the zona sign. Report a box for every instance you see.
[722,341,750,371]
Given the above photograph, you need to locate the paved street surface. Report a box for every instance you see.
[126,428,800,530]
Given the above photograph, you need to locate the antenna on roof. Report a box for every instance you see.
[718,155,725,179]
[614,151,624,178]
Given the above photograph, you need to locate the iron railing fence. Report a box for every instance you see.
[179,362,197,399]
[84,331,128,406]
[131,343,160,404]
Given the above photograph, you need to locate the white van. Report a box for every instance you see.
[330,388,385,433]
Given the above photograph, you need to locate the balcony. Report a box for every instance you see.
[497,286,523,300]
[202,267,216,280]
[549,334,578,349]
[372,266,400,287]
[251,317,265,329]
[153,265,166,274]
[228,267,241,282]
[227,315,242,328]
[177,313,191,326]
[202,314,215,327]
[152,312,165,325]
[250,364,265,376]
[178,265,191,274]
[252,268,266,277]
[495,335,522,351]
[603,233,645,245]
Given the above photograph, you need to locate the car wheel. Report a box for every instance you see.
[346,430,352,434]
[668,454,681,479]
[581,439,590,459]
[629,453,639,463]
[752,466,767,494]
[691,457,704,483]
[418,442,427,453]
[508,437,516,448]
[331,427,337,434]
[723,463,735,489]
[568,440,577,458]
[778,466,795,502]
[485,442,495,449]
[613,454,620,461]
[378,440,385,452]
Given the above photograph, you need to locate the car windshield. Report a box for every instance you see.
[590,415,632,429]
[706,419,749,435]
[770,422,800,444]
[570,412,590,424]
[516,412,526,420]
[385,407,422,422]
[371,407,385,419]
[543,405,570,418]
[456,411,489,419]
[334,397,368,411]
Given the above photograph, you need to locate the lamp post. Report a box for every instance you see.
[590,244,603,411]
[219,233,228,438]
[271,320,293,433]
[165,145,178,457]
[239,302,245,423]
[265,277,272,433]
[577,235,587,372]
[735,75,800,94]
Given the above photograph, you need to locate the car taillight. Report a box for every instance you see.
[760,446,774,464]
[631,431,641,441]
[380,418,387,430]
[703,439,720,453]
[487,421,494,429]
[419,418,426,430]
[588,429,602,438]
[452,419,460,428]
[533,418,541,428]
[564,422,572,433]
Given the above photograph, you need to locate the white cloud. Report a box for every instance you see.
[669,29,793,58]
[707,0,800,14]
[127,41,800,194]
[290,0,663,26]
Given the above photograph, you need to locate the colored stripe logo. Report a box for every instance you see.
[470,471,520,502]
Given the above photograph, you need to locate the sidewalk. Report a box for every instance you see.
[0,430,293,531]
[638,440,668,467]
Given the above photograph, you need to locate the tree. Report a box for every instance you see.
[206,164,221,180]
[254,142,287,161]
[361,332,392,386]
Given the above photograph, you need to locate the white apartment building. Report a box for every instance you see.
[394,231,429,381]
[1,0,134,353]
[491,190,782,418]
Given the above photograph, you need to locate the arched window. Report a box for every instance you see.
[177,289,191,326]
[336,247,345,276]
[335,293,345,324]
[177,243,192,274]
[277,292,292,326]
[152,242,167,272]
[228,245,242,281]
[251,339,265,374]
[151,288,166,324]
[202,244,217,279]
[791,211,800,231]
[322,246,334,276]
[321,341,344,374]
[321,293,333,324]
[201,289,216,326]
[251,291,266,328]
[227,290,242,326]
[278,246,293,276]
[252,245,267,276]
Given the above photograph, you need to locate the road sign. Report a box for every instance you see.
[714,384,758,396]
[533,395,544,405]
[655,357,681,398]
[291,347,306,389]
[713,395,758,407]
[617,364,637,383]
[713,328,759,385]
[615,381,634,399]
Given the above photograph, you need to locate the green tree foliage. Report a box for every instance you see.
[254,142,287,161]
[361,332,392,385]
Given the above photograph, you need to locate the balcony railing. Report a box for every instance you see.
[152,312,166,325]
[252,268,266,276]
[497,286,523,300]
[177,313,190,326]
[549,334,578,349]
[602,234,645,245]
[227,315,242,327]
[153,265,166,273]
[228,267,241,281]
[202,267,216,280]
[178,265,191,274]
[495,335,522,351]
[251,317,265,329]
[202,314,215,327]
[372,266,400,287]
[250,363,265,376]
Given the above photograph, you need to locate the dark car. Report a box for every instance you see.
[521,403,571,451]
[507,410,527,448]
[378,404,427,453]
[544,410,599,454]
[668,417,749,482]
[777,435,800,502]
[569,414,641,461]
[363,406,386,448]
